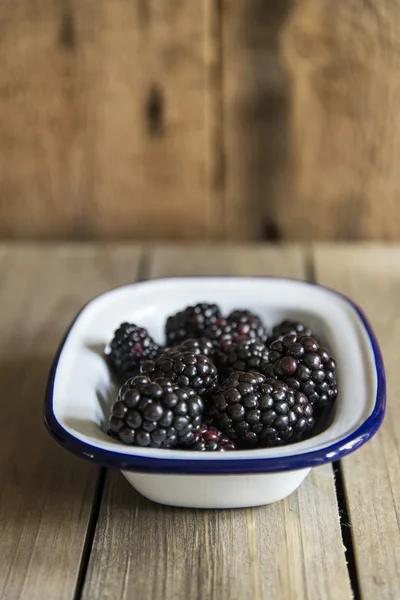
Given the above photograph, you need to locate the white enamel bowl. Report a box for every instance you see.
[44,277,385,509]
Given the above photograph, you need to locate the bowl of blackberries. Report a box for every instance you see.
[44,277,385,508]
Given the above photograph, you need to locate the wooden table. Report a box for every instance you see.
[1,243,398,600]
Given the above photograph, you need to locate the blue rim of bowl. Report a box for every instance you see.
[43,277,386,475]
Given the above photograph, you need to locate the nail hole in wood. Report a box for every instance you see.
[145,86,164,137]
[59,10,76,50]
[264,220,281,241]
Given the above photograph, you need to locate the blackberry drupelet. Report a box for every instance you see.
[174,337,216,357]
[210,372,314,447]
[165,303,222,344]
[140,350,218,395]
[190,424,236,451]
[214,338,269,380]
[107,322,160,383]
[268,320,315,344]
[108,375,204,447]
[263,334,337,408]
[226,310,267,343]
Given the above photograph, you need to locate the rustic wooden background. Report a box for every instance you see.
[1,1,399,241]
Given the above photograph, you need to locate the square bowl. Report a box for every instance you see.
[44,277,385,509]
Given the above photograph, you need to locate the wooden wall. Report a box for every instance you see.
[1,0,399,241]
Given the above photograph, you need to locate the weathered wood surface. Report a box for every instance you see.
[2,242,398,600]
[222,1,292,240]
[314,245,400,600]
[2,1,400,241]
[282,1,400,241]
[0,244,142,600]
[83,245,351,600]
[0,1,223,241]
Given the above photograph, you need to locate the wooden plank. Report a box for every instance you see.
[0,244,142,600]
[83,245,352,600]
[313,244,400,600]
[282,1,400,240]
[222,0,292,240]
[2,1,400,243]
[0,1,222,240]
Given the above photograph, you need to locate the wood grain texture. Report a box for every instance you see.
[281,1,400,241]
[313,244,400,600]
[83,245,352,600]
[0,1,222,240]
[0,244,142,600]
[2,1,400,242]
[222,0,292,240]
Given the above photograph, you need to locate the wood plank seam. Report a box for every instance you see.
[313,244,400,599]
[73,469,107,600]
[73,246,149,600]
[0,244,143,600]
[332,463,361,600]
[306,247,361,600]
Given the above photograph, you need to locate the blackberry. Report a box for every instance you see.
[203,310,267,349]
[214,338,269,380]
[262,334,337,408]
[227,310,267,343]
[141,350,218,395]
[174,337,216,358]
[269,320,315,343]
[210,372,314,447]
[203,318,253,349]
[106,323,160,383]
[191,424,236,451]
[108,375,204,447]
[203,318,236,345]
[165,303,222,344]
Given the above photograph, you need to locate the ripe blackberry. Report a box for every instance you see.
[227,310,267,343]
[214,338,269,380]
[263,334,337,408]
[108,375,204,447]
[190,424,236,451]
[174,337,216,357]
[107,323,160,383]
[203,318,254,349]
[141,350,218,395]
[269,320,315,343]
[210,372,314,447]
[165,303,222,344]
[203,318,236,344]
[203,310,267,349]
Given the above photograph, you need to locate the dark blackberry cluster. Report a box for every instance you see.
[140,350,218,395]
[210,372,314,447]
[269,320,315,344]
[106,305,338,451]
[108,375,204,447]
[107,323,160,383]
[214,339,269,380]
[165,303,222,345]
[191,425,236,451]
[262,334,337,408]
